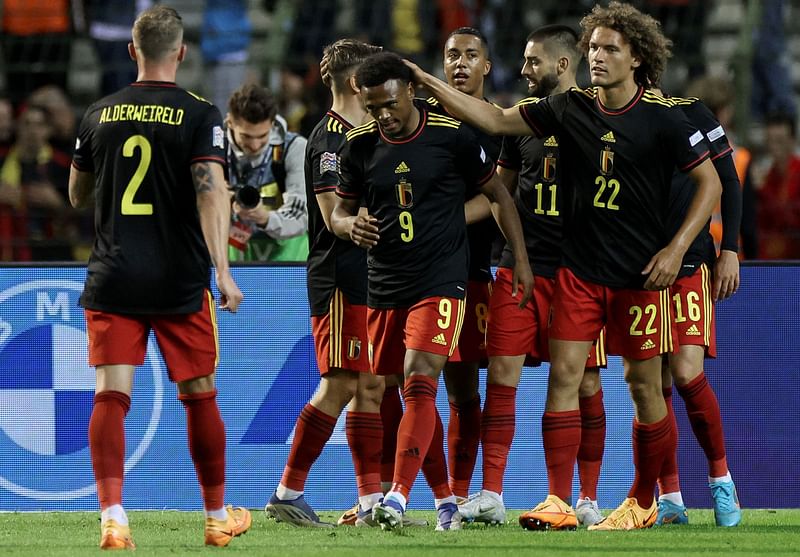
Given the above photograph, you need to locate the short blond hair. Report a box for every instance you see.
[132,6,183,61]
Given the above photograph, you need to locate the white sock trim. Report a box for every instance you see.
[276,483,303,501]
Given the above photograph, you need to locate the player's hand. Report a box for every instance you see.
[348,214,379,248]
[511,259,534,309]
[642,246,682,290]
[714,249,740,300]
[402,58,427,86]
[216,270,243,313]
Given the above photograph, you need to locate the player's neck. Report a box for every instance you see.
[136,62,178,84]
[597,79,639,109]
[554,78,577,95]
[331,95,369,128]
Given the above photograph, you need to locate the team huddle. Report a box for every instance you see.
[70,2,742,550]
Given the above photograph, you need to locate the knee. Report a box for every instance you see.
[670,360,702,388]
[578,370,602,398]
[355,375,385,408]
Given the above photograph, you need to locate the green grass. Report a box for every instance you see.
[1,509,798,556]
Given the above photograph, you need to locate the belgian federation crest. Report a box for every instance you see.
[395,178,413,208]
[600,146,614,176]
[347,338,362,360]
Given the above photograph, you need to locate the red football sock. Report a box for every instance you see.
[448,395,481,498]
[380,385,403,485]
[629,414,675,508]
[577,390,605,501]
[346,411,383,497]
[657,386,681,496]
[391,375,438,500]
[542,410,581,504]
[179,390,227,510]
[422,408,451,500]
[481,384,517,494]
[278,403,337,492]
[677,371,728,477]
[89,391,130,510]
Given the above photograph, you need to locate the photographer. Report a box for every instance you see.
[226,83,309,261]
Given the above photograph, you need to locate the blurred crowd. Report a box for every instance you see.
[0,0,798,261]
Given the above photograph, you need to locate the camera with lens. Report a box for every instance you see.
[234,184,262,209]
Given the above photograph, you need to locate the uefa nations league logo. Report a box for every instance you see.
[0,279,163,501]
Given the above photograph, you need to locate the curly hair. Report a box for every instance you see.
[578,1,672,88]
[354,52,412,89]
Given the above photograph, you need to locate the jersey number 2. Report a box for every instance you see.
[121,135,153,215]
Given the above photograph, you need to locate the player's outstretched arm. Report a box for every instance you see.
[68,167,95,209]
[193,160,243,312]
[404,59,531,137]
[642,158,722,290]
[480,174,533,307]
[331,196,379,248]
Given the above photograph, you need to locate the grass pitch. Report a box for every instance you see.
[0,509,798,556]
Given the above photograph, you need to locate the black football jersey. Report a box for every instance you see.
[305,111,368,316]
[518,87,710,288]
[425,97,502,283]
[498,97,565,278]
[337,101,496,308]
[72,81,225,314]
[667,97,737,277]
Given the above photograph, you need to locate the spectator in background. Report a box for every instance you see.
[87,0,151,98]
[686,75,759,259]
[0,97,14,150]
[0,105,73,261]
[28,85,78,156]
[201,0,253,111]
[0,0,76,107]
[757,112,800,259]
[225,83,309,262]
[751,0,797,122]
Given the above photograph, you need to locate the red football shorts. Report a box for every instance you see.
[84,290,219,382]
[367,296,466,376]
[487,268,607,367]
[311,289,370,375]
[550,267,676,361]
[449,280,491,364]
[670,263,716,357]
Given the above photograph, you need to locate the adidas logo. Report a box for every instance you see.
[601,131,616,143]
[686,324,702,336]
[431,333,447,346]
[395,161,410,173]
[640,339,656,350]
[544,136,559,147]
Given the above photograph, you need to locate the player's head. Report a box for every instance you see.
[522,24,580,97]
[686,75,735,128]
[130,6,186,64]
[578,1,671,89]
[355,52,416,139]
[443,27,491,98]
[226,83,278,156]
[322,39,383,94]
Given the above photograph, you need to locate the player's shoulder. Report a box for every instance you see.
[425,109,461,131]
[641,89,682,109]
[513,95,544,108]
[344,120,379,143]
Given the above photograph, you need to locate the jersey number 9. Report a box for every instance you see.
[399,210,414,242]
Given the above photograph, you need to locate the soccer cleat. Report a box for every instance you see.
[575,497,604,526]
[99,519,135,550]
[435,502,463,531]
[372,497,404,531]
[588,497,657,531]
[519,495,577,531]
[265,492,334,528]
[655,499,689,525]
[710,479,741,527]
[401,514,429,527]
[458,490,506,525]
[205,506,252,547]
[337,503,360,526]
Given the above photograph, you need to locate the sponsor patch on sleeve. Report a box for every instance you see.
[320,151,339,174]
[212,125,224,148]
[706,125,726,142]
[689,130,704,147]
